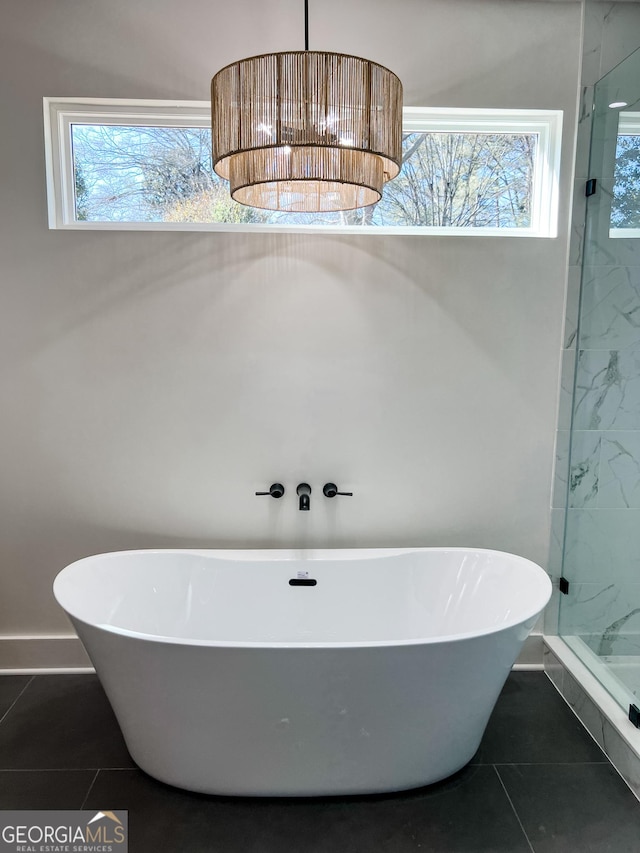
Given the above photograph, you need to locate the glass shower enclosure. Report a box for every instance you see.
[559,46,640,715]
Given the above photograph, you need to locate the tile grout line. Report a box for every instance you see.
[476,760,609,766]
[493,765,536,853]
[80,769,100,810]
[0,676,35,727]
[0,767,132,772]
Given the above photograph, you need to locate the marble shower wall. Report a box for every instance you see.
[561,259,640,653]
[547,2,640,642]
[553,10,640,651]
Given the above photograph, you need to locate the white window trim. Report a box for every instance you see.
[610,111,640,239]
[43,98,563,237]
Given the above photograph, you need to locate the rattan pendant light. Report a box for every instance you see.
[210,0,403,212]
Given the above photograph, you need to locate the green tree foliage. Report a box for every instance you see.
[74,159,89,221]
[612,135,640,229]
[163,185,269,224]
[143,149,212,209]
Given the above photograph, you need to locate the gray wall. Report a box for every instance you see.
[0,0,582,635]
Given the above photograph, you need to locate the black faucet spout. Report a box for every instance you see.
[296,483,311,511]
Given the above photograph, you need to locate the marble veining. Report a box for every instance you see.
[599,433,640,508]
[603,637,640,656]
[580,266,640,350]
[560,579,640,655]
[587,238,640,269]
[599,609,640,656]
[574,345,640,430]
[569,432,601,507]
[563,670,607,749]
[566,432,640,509]
[580,3,603,88]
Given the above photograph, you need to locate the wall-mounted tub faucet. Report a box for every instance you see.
[323,483,353,498]
[296,483,311,511]
[255,483,285,498]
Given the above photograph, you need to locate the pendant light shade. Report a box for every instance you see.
[211,51,403,212]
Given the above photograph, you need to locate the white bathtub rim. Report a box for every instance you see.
[68,613,543,650]
[54,546,551,650]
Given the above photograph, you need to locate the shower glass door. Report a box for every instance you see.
[559,46,640,712]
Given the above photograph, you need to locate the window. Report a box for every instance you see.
[611,112,640,239]
[44,99,563,237]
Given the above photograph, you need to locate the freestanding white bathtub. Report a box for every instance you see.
[53,547,551,797]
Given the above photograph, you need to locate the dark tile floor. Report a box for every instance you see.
[0,672,639,852]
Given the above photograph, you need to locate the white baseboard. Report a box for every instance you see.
[0,631,544,674]
[514,633,544,669]
[0,635,93,673]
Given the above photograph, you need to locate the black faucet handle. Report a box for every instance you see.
[323,482,353,498]
[255,483,285,498]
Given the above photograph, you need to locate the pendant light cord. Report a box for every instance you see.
[304,0,309,50]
